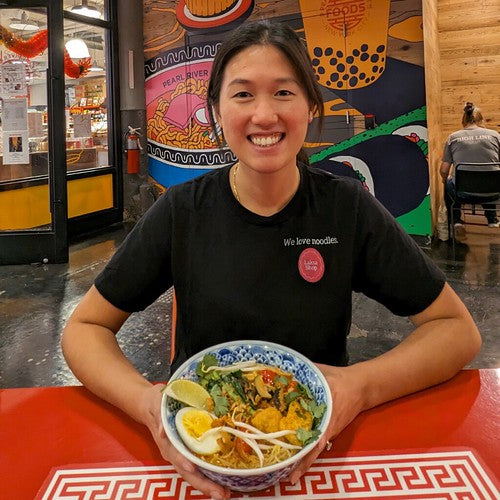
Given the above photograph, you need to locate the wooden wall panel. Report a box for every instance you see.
[423,0,500,231]
[437,0,500,139]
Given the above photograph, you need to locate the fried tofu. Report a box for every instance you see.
[279,400,313,445]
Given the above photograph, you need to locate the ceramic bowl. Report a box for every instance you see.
[161,340,332,492]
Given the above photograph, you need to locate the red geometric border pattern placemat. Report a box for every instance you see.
[36,450,499,499]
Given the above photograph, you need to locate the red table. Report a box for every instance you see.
[1,369,499,499]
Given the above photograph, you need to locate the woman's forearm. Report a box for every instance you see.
[62,286,155,426]
[62,321,154,424]
[350,314,481,412]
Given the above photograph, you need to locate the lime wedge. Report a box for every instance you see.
[164,379,213,410]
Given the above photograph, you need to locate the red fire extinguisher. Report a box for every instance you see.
[125,126,142,174]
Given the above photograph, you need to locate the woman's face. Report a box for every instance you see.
[215,44,312,175]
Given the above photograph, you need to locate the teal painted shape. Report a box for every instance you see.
[396,194,432,236]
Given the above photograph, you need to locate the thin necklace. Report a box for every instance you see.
[232,163,240,202]
[232,163,301,206]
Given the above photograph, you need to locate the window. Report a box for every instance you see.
[63,19,110,171]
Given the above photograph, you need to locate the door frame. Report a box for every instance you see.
[0,1,67,264]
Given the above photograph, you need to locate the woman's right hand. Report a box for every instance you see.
[140,383,231,500]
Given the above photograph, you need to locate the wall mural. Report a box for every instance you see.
[144,0,430,235]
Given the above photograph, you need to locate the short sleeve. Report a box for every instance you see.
[352,187,445,316]
[95,192,174,312]
[442,135,453,164]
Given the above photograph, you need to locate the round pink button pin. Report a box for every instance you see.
[298,247,325,283]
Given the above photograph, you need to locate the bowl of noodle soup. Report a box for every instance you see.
[161,340,332,492]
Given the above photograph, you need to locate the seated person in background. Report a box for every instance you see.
[440,102,500,237]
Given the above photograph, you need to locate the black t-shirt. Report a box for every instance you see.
[96,165,445,371]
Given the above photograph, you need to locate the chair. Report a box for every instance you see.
[450,162,500,260]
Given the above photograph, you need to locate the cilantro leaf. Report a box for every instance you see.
[196,354,218,377]
[209,385,229,416]
[297,382,313,399]
[274,375,289,387]
[296,428,321,445]
[284,390,300,406]
[298,398,325,420]
[309,401,326,420]
[227,374,246,402]
[221,381,239,402]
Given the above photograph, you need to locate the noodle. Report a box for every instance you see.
[207,445,294,469]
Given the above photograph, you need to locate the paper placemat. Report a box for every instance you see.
[36,450,499,499]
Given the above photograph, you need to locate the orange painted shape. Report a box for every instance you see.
[389,16,424,43]
[299,0,391,89]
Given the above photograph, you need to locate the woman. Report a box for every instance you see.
[440,102,500,238]
[62,20,481,500]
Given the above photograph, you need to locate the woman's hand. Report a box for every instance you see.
[140,383,231,500]
[288,363,366,484]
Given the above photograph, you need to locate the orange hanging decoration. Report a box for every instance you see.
[63,51,91,79]
[0,26,48,58]
[0,26,91,78]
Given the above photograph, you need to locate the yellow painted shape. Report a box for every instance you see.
[0,184,50,230]
[0,174,114,230]
[389,16,423,43]
[68,174,114,218]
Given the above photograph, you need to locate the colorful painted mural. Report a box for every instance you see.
[144,0,430,235]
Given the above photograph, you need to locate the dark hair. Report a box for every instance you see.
[206,19,324,165]
[462,102,483,127]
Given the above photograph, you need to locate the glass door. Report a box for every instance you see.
[63,0,122,239]
[0,1,68,264]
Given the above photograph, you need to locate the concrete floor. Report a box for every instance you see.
[0,221,498,389]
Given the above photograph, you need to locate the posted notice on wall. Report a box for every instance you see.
[2,98,28,131]
[3,130,29,164]
[73,114,92,138]
[2,98,30,164]
[0,61,27,98]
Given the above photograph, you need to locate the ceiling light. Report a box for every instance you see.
[9,11,40,31]
[65,39,90,59]
[70,0,101,19]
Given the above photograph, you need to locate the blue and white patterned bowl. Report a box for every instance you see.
[161,340,332,492]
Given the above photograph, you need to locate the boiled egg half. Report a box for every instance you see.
[175,407,222,455]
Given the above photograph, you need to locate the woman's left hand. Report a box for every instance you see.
[287,363,366,484]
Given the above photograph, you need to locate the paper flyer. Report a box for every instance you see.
[2,98,28,131]
[3,130,29,164]
[0,61,27,97]
[73,113,92,138]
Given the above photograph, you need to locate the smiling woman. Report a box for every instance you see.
[215,45,310,209]
[205,22,323,215]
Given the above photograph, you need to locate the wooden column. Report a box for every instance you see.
[422,0,442,231]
